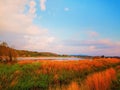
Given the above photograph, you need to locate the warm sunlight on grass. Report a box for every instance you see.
[1,0,120,90]
[82,68,116,90]
[0,58,120,90]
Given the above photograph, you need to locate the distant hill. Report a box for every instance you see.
[71,54,92,58]
[1,41,120,58]
[16,50,60,57]
[71,54,120,59]
[0,41,68,57]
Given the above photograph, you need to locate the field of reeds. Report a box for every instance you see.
[0,58,120,90]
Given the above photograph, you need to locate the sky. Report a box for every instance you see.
[0,0,120,56]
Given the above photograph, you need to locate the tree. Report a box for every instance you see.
[0,42,8,47]
[101,55,105,58]
[0,42,18,63]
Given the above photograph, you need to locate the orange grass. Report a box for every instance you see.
[17,58,120,85]
[18,58,120,78]
[0,58,120,89]
[83,68,116,90]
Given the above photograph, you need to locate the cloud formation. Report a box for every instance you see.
[40,0,47,11]
[62,38,120,56]
[0,0,120,56]
[64,7,69,11]
[29,0,36,15]
[0,0,55,51]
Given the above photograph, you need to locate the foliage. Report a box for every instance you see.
[16,50,60,57]
[0,42,18,63]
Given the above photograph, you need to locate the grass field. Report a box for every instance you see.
[0,58,120,90]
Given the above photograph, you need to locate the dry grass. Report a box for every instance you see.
[81,68,116,90]
[0,58,120,89]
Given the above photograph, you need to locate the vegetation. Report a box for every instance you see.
[81,68,116,90]
[0,58,120,90]
[0,41,68,57]
[0,41,120,90]
[0,41,69,62]
[111,66,120,90]
[0,42,18,63]
[16,50,61,57]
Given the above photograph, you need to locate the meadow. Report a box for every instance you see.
[0,58,120,90]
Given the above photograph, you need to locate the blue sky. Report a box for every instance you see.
[34,0,120,40]
[0,0,120,56]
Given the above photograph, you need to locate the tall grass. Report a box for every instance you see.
[0,58,120,90]
[111,65,120,90]
[81,68,116,90]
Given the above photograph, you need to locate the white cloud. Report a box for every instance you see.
[62,38,120,56]
[64,7,69,11]
[0,0,47,35]
[29,0,36,15]
[40,0,46,11]
[0,0,120,56]
[23,35,55,51]
[87,31,99,37]
[0,0,56,52]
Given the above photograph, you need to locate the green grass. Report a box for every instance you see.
[0,63,52,90]
[111,66,120,90]
[0,61,120,90]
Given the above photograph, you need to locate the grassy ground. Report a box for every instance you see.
[111,65,120,90]
[0,58,120,90]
